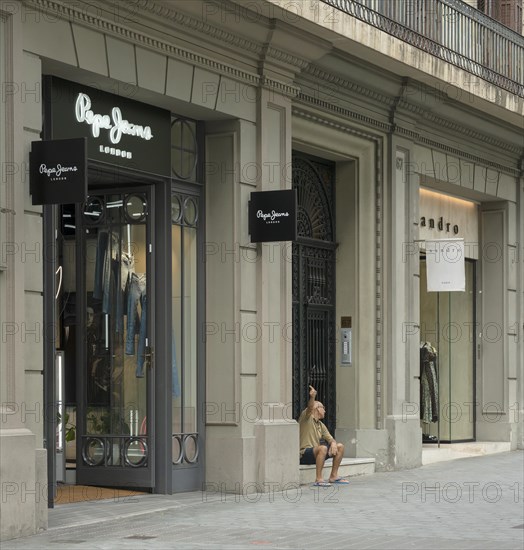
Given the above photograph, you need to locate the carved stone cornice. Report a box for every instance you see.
[416,134,522,177]
[23,0,301,98]
[265,46,311,71]
[304,65,396,108]
[137,0,312,70]
[262,76,301,98]
[396,99,426,116]
[138,0,263,57]
[296,94,521,176]
[421,110,523,155]
[25,0,259,76]
[292,106,384,143]
[303,64,522,156]
[296,92,392,133]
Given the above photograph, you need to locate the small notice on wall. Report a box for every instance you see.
[425,238,465,292]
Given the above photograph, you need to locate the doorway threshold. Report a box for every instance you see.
[422,441,511,465]
[55,484,148,505]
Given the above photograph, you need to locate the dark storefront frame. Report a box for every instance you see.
[43,78,206,505]
[169,116,206,492]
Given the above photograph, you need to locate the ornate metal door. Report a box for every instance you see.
[292,154,337,434]
[72,189,154,488]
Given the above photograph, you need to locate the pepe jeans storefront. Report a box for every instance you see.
[38,77,205,504]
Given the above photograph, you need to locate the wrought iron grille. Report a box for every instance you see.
[292,154,337,435]
[321,0,524,98]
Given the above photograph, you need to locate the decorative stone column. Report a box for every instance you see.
[253,87,299,490]
[384,139,422,470]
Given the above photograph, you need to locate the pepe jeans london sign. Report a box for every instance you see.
[248,190,297,243]
[30,138,87,205]
[39,163,78,180]
[47,77,171,176]
[257,209,289,223]
[75,93,153,159]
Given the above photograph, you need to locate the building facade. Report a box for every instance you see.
[1,0,523,540]
[467,0,524,34]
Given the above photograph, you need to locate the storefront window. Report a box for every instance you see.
[83,194,149,466]
[420,259,476,442]
[172,193,199,464]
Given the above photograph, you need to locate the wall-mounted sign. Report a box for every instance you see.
[419,188,479,259]
[248,189,297,243]
[420,216,459,234]
[45,76,171,177]
[425,238,465,292]
[30,137,87,205]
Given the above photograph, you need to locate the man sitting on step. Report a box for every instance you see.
[298,385,349,486]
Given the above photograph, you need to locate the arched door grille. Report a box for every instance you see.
[292,154,337,434]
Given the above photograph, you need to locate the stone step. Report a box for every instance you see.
[299,457,375,485]
[422,441,512,465]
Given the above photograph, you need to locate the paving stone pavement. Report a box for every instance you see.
[2,451,523,549]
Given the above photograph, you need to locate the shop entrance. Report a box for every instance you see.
[292,153,336,434]
[419,258,476,442]
[56,187,155,489]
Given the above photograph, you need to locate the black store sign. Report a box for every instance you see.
[45,76,171,177]
[249,189,297,243]
[30,137,87,205]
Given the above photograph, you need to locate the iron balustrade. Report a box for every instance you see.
[320,0,524,97]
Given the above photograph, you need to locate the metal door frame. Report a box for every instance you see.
[44,165,174,504]
[74,184,155,488]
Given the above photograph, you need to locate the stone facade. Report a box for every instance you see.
[0,0,522,540]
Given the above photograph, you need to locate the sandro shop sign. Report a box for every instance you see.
[45,76,171,177]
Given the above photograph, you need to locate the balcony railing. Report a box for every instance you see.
[321,0,524,98]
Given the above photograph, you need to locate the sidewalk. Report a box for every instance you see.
[2,451,523,549]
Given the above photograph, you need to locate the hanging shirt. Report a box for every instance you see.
[121,251,135,291]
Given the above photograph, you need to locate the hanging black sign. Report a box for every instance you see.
[30,137,87,205]
[248,189,297,243]
[45,76,171,177]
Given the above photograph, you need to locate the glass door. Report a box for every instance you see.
[420,258,476,443]
[75,190,154,487]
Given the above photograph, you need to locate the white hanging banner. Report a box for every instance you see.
[425,238,465,292]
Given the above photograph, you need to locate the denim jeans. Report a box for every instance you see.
[115,252,135,334]
[121,251,135,292]
[94,231,118,316]
[136,294,147,377]
[93,231,108,303]
[125,273,147,377]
